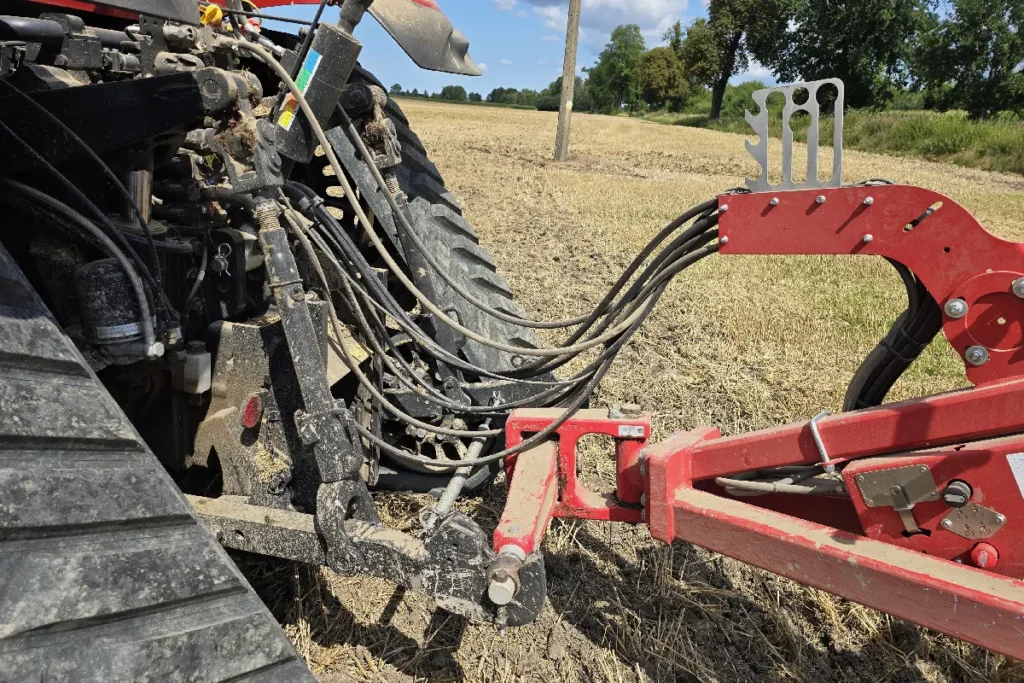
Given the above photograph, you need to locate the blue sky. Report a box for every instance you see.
[263,0,773,96]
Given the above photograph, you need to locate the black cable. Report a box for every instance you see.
[290,0,330,80]
[0,119,174,329]
[0,80,171,321]
[2,180,156,348]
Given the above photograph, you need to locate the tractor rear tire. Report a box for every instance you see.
[0,243,315,681]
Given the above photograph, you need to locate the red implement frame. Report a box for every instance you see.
[499,186,1024,659]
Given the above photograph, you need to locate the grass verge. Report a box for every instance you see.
[647,108,1024,175]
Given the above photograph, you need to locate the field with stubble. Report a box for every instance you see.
[241,100,1024,682]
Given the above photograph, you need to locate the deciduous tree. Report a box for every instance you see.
[914,0,1024,118]
[636,46,691,110]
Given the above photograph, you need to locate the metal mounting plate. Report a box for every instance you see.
[855,464,939,508]
[940,503,1006,540]
[745,79,844,192]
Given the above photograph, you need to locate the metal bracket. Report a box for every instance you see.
[744,78,844,192]
[940,503,1007,540]
[855,464,939,534]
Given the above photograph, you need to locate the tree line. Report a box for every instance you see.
[400,0,1024,121]
[584,0,1024,120]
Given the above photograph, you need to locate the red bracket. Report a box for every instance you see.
[719,186,1024,385]
[494,408,650,555]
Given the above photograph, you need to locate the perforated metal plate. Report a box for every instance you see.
[745,78,844,192]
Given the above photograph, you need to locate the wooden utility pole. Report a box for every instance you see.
[554,0,582,161]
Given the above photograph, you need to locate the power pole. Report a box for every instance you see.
[554,0,582,161]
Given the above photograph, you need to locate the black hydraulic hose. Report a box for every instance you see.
[0,119,172,326]
[0,16,64,56]
[286,182,578,387]
[0,80,175,322]
[338,102,719,332]
[512,218,721,379]
[3,180,156,350]
[308,225,588,413]
[352,268,693,470]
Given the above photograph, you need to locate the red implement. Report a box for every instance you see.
[497,186,1024,659]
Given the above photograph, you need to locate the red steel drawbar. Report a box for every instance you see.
[499,186,1024,659]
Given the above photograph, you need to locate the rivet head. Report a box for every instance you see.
[941,518,953,529]
[720,204,729,213]
[769,197,780,206]
[1012,278,1024,299]
[944,298,968,319]
[816,195,826,204]
[965,345,989,367]
[719,236,729,245]
[996,513,1007,524]
[862,234,874,243]
[863,197,874,206]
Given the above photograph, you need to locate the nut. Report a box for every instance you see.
[944,298,968,319]
[965,345,989,367]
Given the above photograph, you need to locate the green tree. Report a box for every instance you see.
[468,92,483,102]
[390,83,403,95]
[679,18,721,90]
[770,0,932,109]
[681,0,791,120]
[636,46,691,110]
[663,20,685,59]
[585,24,647,111]
[914,0,1024,118]
[411,88,419,96]
[440,85,468,101]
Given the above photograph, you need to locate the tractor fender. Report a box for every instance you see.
[367,0,481,76]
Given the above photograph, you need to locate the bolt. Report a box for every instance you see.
[1013,278,1024,299]
[856,475,865,482]
[863,196,874,206]
[640,494,646,507]
[965,345,989,367]
[290,286,305,302]
[145,342,165,360]
[720,204,729,213]
[816,195,826,204]
[769,197,780,206]
[944,298,968,319]
[941,518,953,529]
[720,236,729,245]
[996,513,1007,524]
[488,577,517,606]
[862,234,874,243]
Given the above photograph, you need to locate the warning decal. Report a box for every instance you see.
[278,49,323,131]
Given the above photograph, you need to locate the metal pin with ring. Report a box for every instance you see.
[809,410,835,474]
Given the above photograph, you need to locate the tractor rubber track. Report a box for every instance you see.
[0,244,314,682]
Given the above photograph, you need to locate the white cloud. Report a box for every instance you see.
[516,9,528,16]
[500,59,514,65]
[478,62,488,72]
[526,0,688,35]
[542,34,560,42]
[532,5,565,29]
[495,0,517,10]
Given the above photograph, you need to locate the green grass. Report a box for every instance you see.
[645,108,1024,175]
[392,95,536,111]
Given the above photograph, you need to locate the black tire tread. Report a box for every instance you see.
[0,244,314,682]
[348,65,542,373]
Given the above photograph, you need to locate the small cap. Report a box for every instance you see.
[488,577,517,606]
